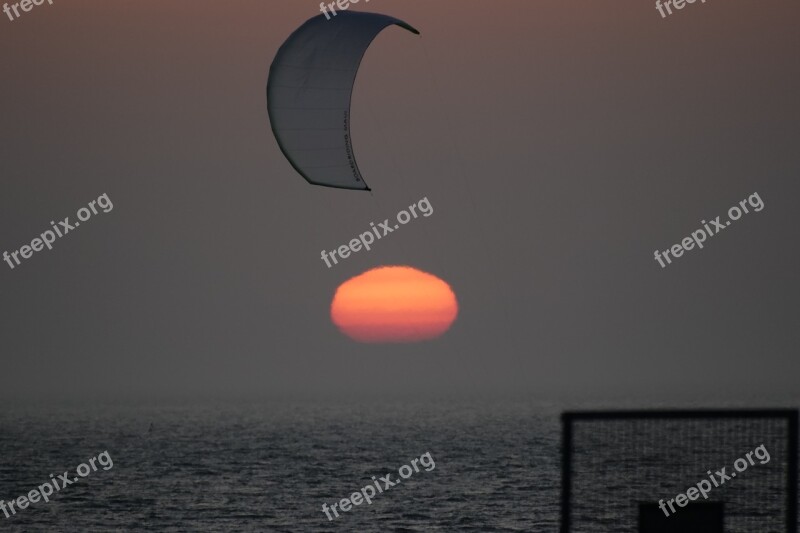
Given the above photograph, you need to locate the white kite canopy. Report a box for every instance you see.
[267,11,420,191]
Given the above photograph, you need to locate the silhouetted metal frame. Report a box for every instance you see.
[560,409,798,533]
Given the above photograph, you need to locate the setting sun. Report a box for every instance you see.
[331,266,458,343]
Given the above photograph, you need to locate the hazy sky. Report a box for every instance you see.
[1,0,798,401]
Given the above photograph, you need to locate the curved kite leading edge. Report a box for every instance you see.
[267,11,420,191]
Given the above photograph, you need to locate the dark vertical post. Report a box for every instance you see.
[789,410,798,533]
[561,413,572,533]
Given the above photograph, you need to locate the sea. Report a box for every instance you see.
[0,397,794,532]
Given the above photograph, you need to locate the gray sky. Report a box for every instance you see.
[1,0,798,401]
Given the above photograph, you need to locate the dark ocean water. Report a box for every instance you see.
[1,399,795,532]
[0,399,563,532]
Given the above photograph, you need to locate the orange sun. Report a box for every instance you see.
[331,265,458,343]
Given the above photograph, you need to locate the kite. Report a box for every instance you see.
[267,11,419,190]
